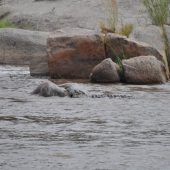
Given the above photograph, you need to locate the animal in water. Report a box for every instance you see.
[32,81,87,98]
[32,81,132,99]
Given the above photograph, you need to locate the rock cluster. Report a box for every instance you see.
[0,28,169,84]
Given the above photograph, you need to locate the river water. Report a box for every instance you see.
[0,65,170,170]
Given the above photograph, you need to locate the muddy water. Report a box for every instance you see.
[0,65,170,170]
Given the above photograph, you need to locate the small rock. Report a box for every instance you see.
[90,58,120,83]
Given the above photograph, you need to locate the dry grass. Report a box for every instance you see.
[100,0,133,37]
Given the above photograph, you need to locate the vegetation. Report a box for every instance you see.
[143,0,169,26]
[143,0,170,71]
[0,19,14,28]
[100,0,129,81]
[100,0,133,37]
[118,23,133,38]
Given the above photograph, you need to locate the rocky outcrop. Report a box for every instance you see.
[90,58,120,83]
[47,29,164,79]
[122,56,167,84]
[0,28,49,76]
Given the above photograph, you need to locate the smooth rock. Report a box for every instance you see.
[0,28,49,76]
[122,56,167,84]
[90,58,120,83]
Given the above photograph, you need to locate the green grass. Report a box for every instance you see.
[0,20,14,28]
[143,0,170,73]
[143,0,170,26]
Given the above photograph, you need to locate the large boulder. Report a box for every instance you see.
[47,29,164,79]
[122,56,167,84]
[0,28,49,76]
[90,58,120,83]
[47,28,105,79]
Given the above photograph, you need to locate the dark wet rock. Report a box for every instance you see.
[32,81,67,97]
[122,55,167,84]
[90,58,120,83]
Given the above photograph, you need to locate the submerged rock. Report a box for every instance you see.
[122,56,167,84]
[90,58,120,83]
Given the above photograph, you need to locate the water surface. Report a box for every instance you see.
[0,65,170,170]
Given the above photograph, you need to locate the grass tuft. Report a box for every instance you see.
[100,0,133,37]
[0,19,14,28]
[118,23,133,38]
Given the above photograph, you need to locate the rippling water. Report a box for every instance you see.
[0,65,170,170]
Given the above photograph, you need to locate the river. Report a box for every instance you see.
[0,65,170,170]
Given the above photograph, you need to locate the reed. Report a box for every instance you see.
[143,0,169,26]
